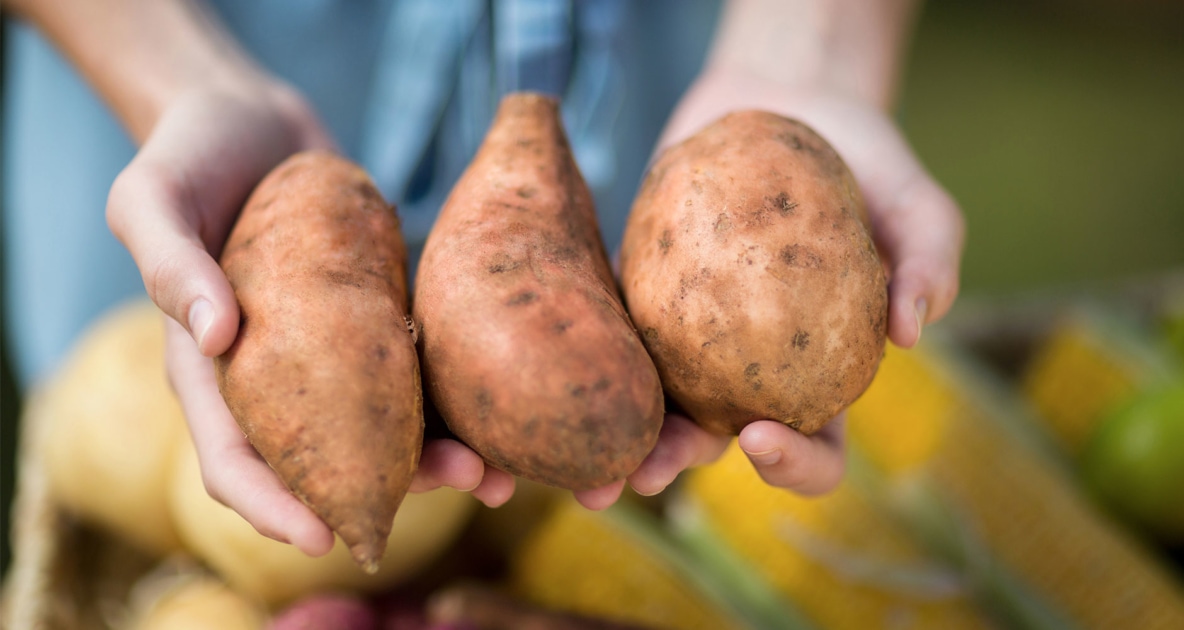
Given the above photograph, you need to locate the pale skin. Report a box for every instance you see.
[8,0,962,554]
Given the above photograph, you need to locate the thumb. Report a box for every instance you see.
[868,174,964,349]
[107,161,240,357]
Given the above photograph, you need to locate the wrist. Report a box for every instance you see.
[107,7,274,143]
[136,61,270,141]
[17,0,269,143]
[706,0,921,110]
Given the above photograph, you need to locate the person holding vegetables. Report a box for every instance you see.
[2,0,963,557]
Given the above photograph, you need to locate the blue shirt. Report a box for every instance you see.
[2,0,721,385]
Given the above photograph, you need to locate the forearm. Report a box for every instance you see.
[6,0,257,142]
[707,0,922,109]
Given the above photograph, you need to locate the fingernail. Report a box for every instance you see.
[914,298,928,343]
[188,298,214,350]
[744,447,782,467]
[635,483,668,498]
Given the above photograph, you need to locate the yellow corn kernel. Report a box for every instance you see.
[854,337,1184,629]
[1022,313,1174,456]
[931,404,1184,629]
[684,445,990,630]
[848,345,957,473]
[509,500,745,630]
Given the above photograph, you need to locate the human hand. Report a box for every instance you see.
[112,78,515,556]
[108,77,352,555]
[601,66,963,500]
[657,68,964,346]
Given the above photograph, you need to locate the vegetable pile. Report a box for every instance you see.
[15,92,1184,629]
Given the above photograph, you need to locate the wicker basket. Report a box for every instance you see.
[2,386,160,630]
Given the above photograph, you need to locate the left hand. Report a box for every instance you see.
[578,66,964,506]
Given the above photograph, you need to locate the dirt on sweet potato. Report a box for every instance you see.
[215,151,423,572]
[414,93,663,490]
[619,111,888,435]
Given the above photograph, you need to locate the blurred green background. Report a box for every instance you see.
[900,0,1184,294]
[2,0,1183,574]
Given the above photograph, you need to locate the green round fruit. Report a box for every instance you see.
[1081,381,1184,543]
[1165,311,1184,365]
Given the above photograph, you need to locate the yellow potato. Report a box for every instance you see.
[35,300,186,555]
[168,433,476,607]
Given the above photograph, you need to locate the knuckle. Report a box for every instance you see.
[199,467,229,507]
[798,449,847,497]
[811,456,847,496]
[143,253,186,314]
[105,161,185,238]
[698,434,732,467]
[163,354,182,395]
[938,271,962,314]
[948,202,967,241]
[104,168,141,239]
[774,462,814,492]
[758,434,847,496]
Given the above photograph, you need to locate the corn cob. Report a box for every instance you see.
[682,444,990,630]
[509,498,807,630]
[1020,309,1179,456]
[844,340,958,475]
[848,339,1184,629]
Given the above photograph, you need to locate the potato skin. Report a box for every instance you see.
[619,111,888,435]
[215,151,422,572]
[414,93,663,490]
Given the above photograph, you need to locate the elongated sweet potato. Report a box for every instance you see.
[215,151,423,572]
[414,93,663,490]
[619,111,888,435]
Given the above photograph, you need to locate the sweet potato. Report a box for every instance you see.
[619,111,888,435]
[427,582,653,630]
[269,594,377,630]
[414,93,663,490]
[215,151,423,572]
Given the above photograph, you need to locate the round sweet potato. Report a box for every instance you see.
[215,151,423,572]
[414,93,663,490]
[619,111,888,435]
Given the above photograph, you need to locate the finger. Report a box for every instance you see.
[796,100,964,349]
[737,417,847,495]
[627,413,730,497]
[107,160,240,357]
[469,468,517,508]
[868,174,964,349]
[410,439,487,494]
[573,481,626,511]
[165,320,334,556]
[411,439,517,508]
